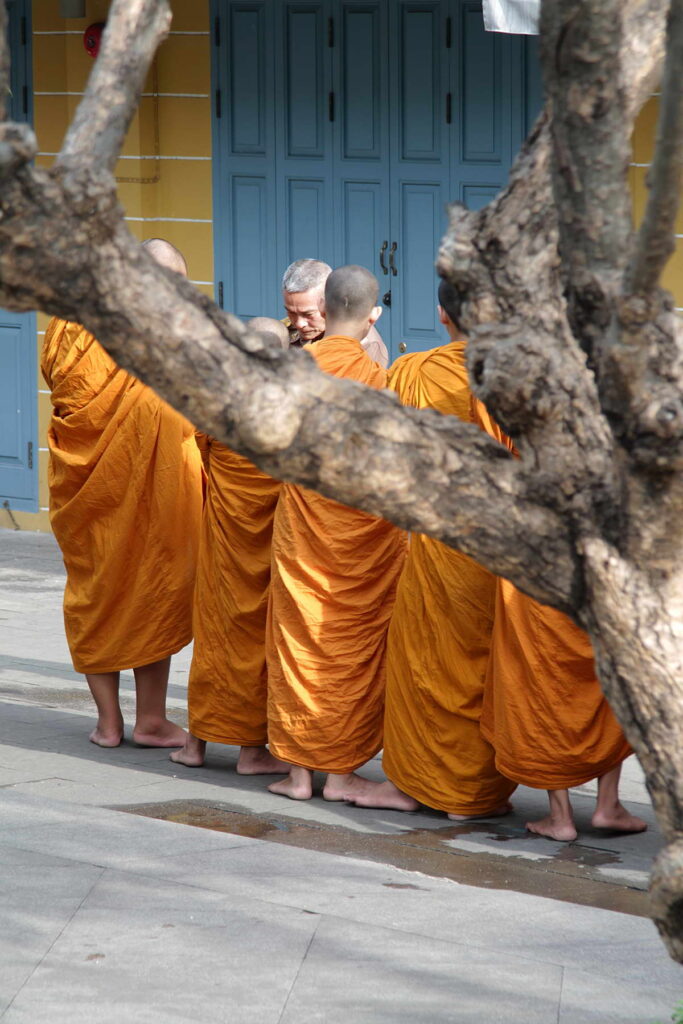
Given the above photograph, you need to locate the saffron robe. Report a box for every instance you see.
[188,436,281,745]
[41,319,203,674]
[473,398,632,789]
[382,343,516,814]
[266,335,407,773]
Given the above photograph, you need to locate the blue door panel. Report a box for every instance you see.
[284,8,328,157]
[398,4,444,163]
[399,182,444,337]
[461,183,499,209]
[0,315,37,510]
[230,175,272,318]
[229,7,268,154]
[340,6,383,161]
[286,178,330,263]
[1,0,36,513]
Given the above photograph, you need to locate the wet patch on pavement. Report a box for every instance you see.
[114,798,650,918]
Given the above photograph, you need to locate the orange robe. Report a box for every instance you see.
[188,436,281,745]
[41,319,203,674]
[473,398,632,789]
[382,343,516,814]
[266,335,408,773]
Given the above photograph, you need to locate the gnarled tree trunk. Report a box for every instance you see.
[0,0,681,960]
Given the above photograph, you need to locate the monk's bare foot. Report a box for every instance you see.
[237,746,290,775]
[133,718,187,748]
[448,801,513,821]
[268,765,312,800]
[591,804,648,833]
[170,733,206,767]
[89,724,123,748]
[322,772,377,802]
[526,815,578,842]
[345,779,419,811]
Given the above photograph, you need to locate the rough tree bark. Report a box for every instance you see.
[0,0,682,960]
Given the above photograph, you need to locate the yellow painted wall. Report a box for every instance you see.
[2,0,213,533]
[630,95,683,304]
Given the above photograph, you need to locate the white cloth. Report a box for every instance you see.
[483,0,539,35]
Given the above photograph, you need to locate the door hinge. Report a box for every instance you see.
[446,92,452,125]
[22,85,28,117]
[214,15,220,47]
[20,16,27,46]
[215,89,222,119]
[328,91,335,122]
[27,441,33,469]
[446,16,452,48]
[328,17,334,47]
[218,281,224,309]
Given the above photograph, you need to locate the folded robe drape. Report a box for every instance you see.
[383,342,516,814]
[188,436,281,745]
[472,397,632,789]
[41,318,203,674]
[266,335,408,774]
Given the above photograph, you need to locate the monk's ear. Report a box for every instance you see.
[319,297,327,318]
[368,305,382,326]
[437,304,449,327]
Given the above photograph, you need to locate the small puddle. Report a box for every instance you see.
[114,799,649,919]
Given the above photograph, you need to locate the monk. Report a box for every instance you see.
[170,317,291,774]
[472,370,647,841]
[347,280,516,817]
[42,238,203,748]
[267,265,407,801]
[246,317,291,351]
[282,258,389,368]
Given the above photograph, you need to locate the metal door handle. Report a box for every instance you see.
[399,342,407,353]
[389,241,398,276]
[379,240,388,275]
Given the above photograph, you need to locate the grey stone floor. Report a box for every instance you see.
[0,528,681,1022]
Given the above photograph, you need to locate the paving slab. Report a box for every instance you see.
[279,915,563,1024]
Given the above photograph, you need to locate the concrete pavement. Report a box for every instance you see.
[0,528,681,1022]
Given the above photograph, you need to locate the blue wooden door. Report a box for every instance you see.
[211,0,542,350]
[0,0,37,513]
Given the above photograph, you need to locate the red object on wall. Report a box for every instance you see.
[83,23,105,59]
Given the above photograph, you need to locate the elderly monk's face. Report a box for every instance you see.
[282,287,326,342]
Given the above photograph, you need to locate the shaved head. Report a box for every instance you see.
[247,316,291,351]
[323,265,379,321]
[142,237,188,277]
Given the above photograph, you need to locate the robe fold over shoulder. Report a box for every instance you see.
[188,436,281,745]
[266,335,407,774]
[472,399,632,789]
[383,342,516,814]
[41,318,203,674]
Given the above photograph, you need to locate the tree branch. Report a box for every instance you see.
[626,0,683,296]
[57,0,171,180]
[539,0,633,350]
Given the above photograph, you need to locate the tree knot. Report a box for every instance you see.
[237,382,303,455]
